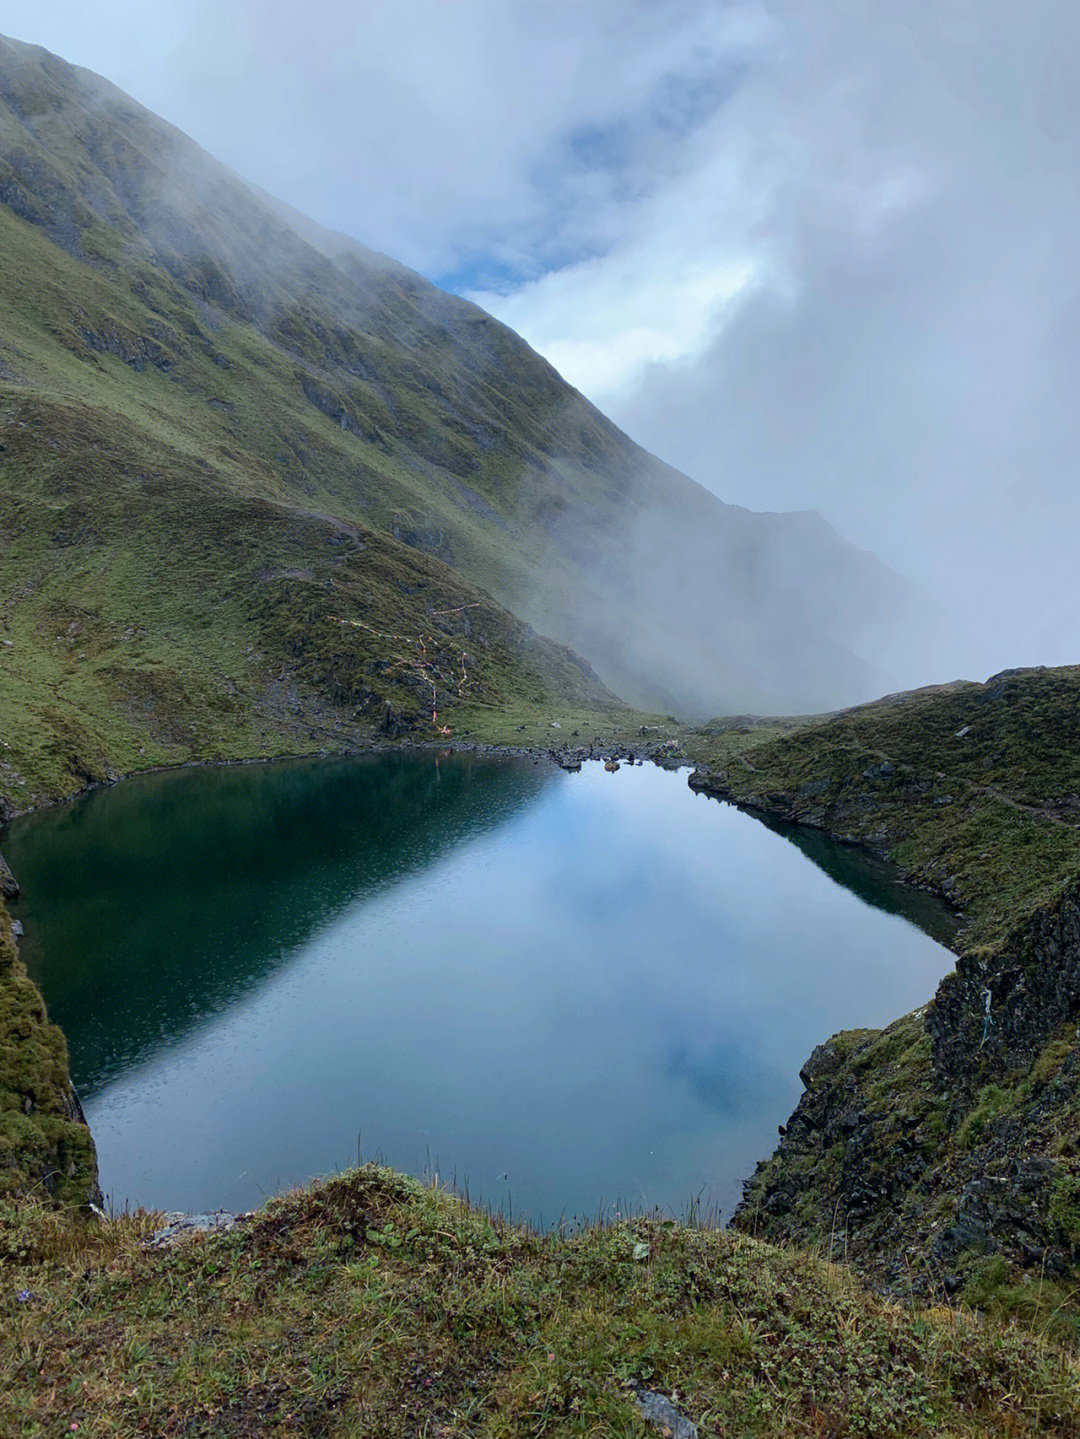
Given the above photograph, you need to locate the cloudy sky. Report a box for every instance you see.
[5,1,1080,681]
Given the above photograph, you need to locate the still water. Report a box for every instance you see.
[5,753,956,1224]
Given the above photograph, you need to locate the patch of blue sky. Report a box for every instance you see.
[439,54,753,300]
[649,58,750,136]
[437,239,608,299]
[560,56,748,177]
[437,254,545,298]
[566,115,638,175]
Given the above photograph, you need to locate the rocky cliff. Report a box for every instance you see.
[0,867,97,1206]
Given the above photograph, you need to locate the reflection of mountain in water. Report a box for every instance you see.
[755,813,960,945]
[5,753,555,1093]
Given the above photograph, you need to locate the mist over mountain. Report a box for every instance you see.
[0,33,920,719]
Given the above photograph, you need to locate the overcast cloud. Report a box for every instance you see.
[4,0,1079,683]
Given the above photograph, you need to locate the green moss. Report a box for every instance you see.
[1032,1033,1077,1088]
[684,667,1080,954]
[957,1083,1023,1149]
[961,1252,1080,1343]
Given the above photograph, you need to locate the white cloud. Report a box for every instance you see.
[475,252,760,399]
[3,1,772,273]
[476,1,1080,679]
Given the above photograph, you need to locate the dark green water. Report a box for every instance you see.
[5,753,956,1224]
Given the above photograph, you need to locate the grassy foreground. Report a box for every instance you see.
[3,1165,1080,1438]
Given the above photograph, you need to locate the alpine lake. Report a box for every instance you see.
[4,752,957,1226]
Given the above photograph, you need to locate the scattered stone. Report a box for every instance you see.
[143,1211,246,1249]
[604,759,619,773]
[11,919,23,938]
[633,1389,698,1438]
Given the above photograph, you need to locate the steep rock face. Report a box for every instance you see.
[0,853,17,900]
[929,878,1080,1077]
[0,891,98,1205]
[0,31,913,718]
[733,1002,1080,1292]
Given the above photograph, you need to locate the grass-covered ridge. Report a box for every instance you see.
[3,1164,1080,1438]
[686,667,1080,950]
[0,385,632,815]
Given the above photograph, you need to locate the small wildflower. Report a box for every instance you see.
[16,1289,32,1302]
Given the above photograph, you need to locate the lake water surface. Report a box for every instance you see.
[5,753,956,1224]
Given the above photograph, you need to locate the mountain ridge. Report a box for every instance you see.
[0,29,915,731]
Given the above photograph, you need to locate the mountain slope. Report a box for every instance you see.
[0,31,913,731]
[0,381,616,813]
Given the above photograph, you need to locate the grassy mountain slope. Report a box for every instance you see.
[683,666,1080,1305]
[0,381,619,814]
[0,31,912,727]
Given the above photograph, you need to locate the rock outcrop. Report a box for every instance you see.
[0,852,17,900]
[0,898,99,1205]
